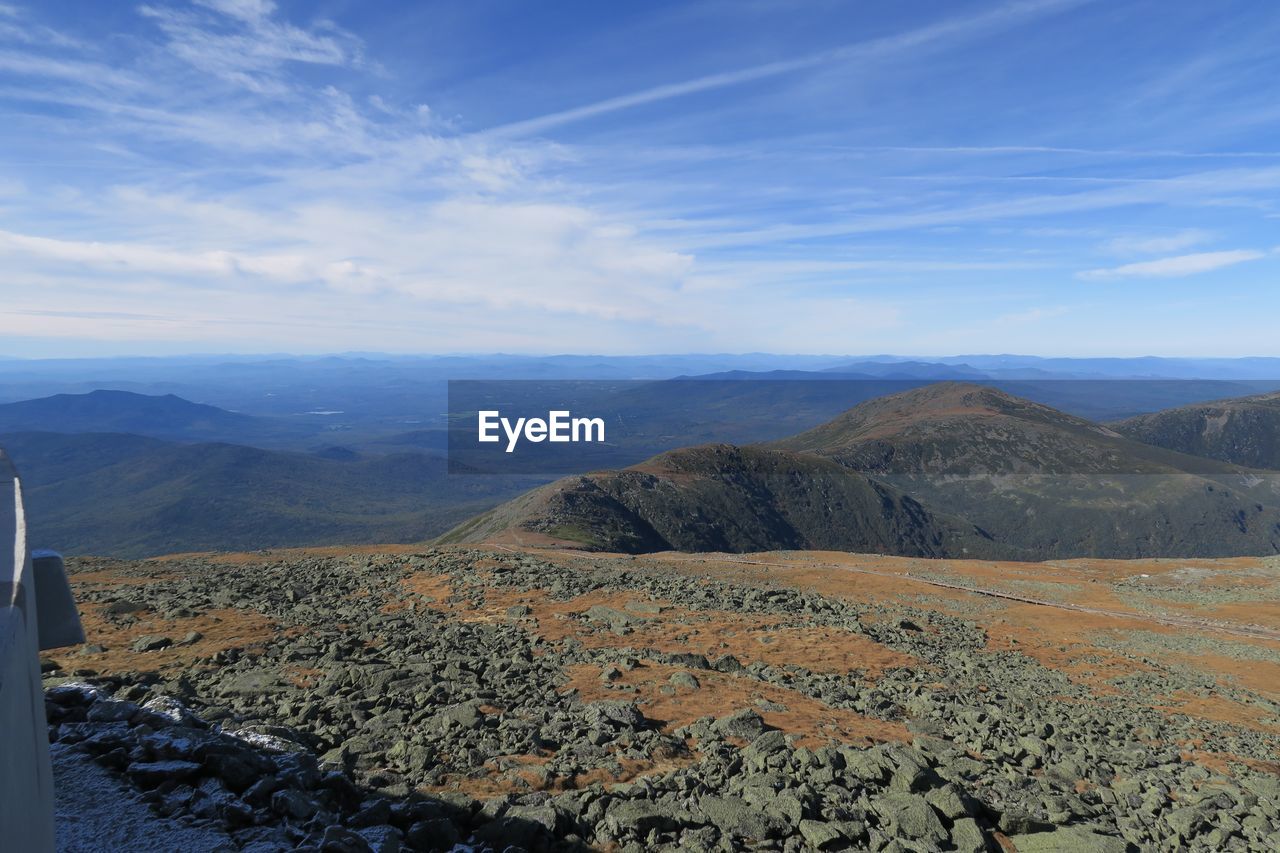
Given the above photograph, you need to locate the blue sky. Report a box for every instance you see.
[1,0,1278,357]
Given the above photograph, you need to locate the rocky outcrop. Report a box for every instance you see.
[43,548,1280,851]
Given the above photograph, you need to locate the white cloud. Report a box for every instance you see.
[1078,250,1265,279]
[993,306,1069,325]
[0,50,140,90]
[2,0,1279,357]
[0,190,696,325]
[198,0,274,23]
[833,144,1280,160]
[489,0,1091,137]
[0,3,84,48]
[138,0,361,94]
[668,165,1280,249]
[1102,229,1211,255]
[0,0,704,343]
[0,228,380,290]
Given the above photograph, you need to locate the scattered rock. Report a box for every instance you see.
[130,635,173,652]
[714,708,769,740]
[669,671,700,690]
[1007,825,1129,852]
[43,547,1280,852]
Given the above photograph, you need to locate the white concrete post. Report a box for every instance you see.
[0,453,57,853]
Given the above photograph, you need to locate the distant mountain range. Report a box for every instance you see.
[6,369,1280,559]
[3,352,1279,428]
[2,431,539,558]
[0,389,315,446]
[823,361,991,379]
[449,383,1280,560]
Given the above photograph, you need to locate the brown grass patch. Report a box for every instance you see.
[1164,649,1280,700]
[476,547,1280,734]
[66,603,285,676]
[1200,601,1280,630]
[1178,748,1280,777]
[151,543,430,565]
[284,666,325,689]
[981,615,1159,699]
[478,585,918,679]
[424,744,698,798]
[1157,690,1276,733]
[485,527,585,549]
[65,568,176,586]
[563,660,909,748]
[382,571,457,613]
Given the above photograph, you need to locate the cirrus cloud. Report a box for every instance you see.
[1078,249,1265,279]
[1102,228,1211,255]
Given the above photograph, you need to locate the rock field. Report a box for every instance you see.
[42,545,1280,851]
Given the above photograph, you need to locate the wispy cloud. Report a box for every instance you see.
[138,0,362,94]
[488,0,1090,137]
[1102,229,1212,255]
[0,228,379,289]
[0,50,140,90]
[0,3,82,49]
[671,166,1280,248]
[1079,249,1265,279]
[838,145,1280,159]
[993,306,1070,325]
[2,0,1279,356]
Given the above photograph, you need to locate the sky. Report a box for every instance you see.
[0,0,1278,358]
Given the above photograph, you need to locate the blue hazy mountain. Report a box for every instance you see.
[0,389,318,446]
[1,430,540,558]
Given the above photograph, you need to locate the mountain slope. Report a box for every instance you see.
[1,431,536,557]
[450,383,1280,559]
[771,383,1280,558]
[442,443,1000,557]
[0,389,325,446]
[771,381,1235,475]
[1111,390,1280,470]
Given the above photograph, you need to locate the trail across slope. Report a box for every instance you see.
[489,544,1280,642]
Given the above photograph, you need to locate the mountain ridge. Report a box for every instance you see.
[0,389,298,445]
[1112,390,1280,470]
[442,443,1001,557]
[446,382,1280,559]
[769,381,1241,475]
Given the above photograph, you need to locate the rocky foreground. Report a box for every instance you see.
[43,546,1280,851]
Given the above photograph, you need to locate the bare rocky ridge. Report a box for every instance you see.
[448,384,1280,559]
[43,546,1280,851]
[772,383,1182,475]
[1112,391,1280,471]
[442,444,1000,558]
[774,383,1280,559]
